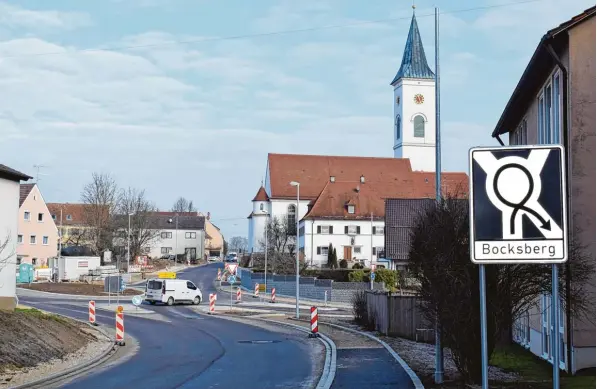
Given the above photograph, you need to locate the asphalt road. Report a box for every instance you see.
[18,263,320,389]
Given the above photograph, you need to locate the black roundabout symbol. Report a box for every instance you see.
[492,163,551,234]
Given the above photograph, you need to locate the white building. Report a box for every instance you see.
[248,12,468,258]
[114,214,205,262]
[0,164,32,310]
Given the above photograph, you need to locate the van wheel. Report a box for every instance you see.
[167,297,174,306]
[193,296,201,305]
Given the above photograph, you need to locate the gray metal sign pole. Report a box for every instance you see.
[551,265,560,388]
[479,264,489,389]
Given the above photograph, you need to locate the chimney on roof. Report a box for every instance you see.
[330,176,336,183]
[360,175,365,183]
[207,212,211,220]
[355,185,360,193]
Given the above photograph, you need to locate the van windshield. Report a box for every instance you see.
[147,280,162,290]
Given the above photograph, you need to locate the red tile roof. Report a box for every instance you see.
[252,186,269,201]
[47,203,88,226]
[267,153,413,199]
[19,184,35,207]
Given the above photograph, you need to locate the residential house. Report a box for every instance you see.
[130,214,206,260]
[155,211,219,259]
[0,164,32,310]
[490,6,595,373]
[17,184,59,267]
[47,203,94,248]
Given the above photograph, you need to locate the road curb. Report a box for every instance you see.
[317,320,425,389]
[10,312,117,389]
[208,313,337,389]
[16,287,145,301]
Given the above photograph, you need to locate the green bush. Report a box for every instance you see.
[352,263,364,269]
[301,269,354,282]
[374,268,398,291]
[348,270,368,282]
[339,259,348,269]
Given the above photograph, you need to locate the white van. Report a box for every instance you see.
[145,278,203,306]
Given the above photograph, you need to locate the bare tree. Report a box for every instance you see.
[171,197,197,213]
[0,232,14,271]
[229,236,248,253]
[257,216,304,274]
[115,187,161,265]
[407,195,595,385]
[80,172,119,258]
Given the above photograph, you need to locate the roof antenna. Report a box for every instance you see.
[412,0,416,14]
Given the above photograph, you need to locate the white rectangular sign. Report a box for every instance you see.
[469,145,568,264]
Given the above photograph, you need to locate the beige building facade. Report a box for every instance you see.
[17,184,59,268]
[492,7,595,373]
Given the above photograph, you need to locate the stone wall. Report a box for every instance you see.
[237,267,383,303]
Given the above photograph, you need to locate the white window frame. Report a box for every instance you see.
[42,236,49,245]
[537,69,562,145]
[347,205,355,214]
[24,211,31,221]
[374,226,384,235]
[185,232,197,239]
[161,247,172,254]
[30,235,37,245]
[320,225,331,235]
[66,214,72,221]
[347,225,358,235]
[17,234,23,244]
[161,231,173,239]
[38,212,44,222]
[511,118,528,145]
[353,246,362,254]
[319,246,329,256]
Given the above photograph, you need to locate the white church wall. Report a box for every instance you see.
[393,78,436,171]
[269,199,309,224]
[300,219,385,268]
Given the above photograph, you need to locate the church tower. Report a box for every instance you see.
[391,9,436,172]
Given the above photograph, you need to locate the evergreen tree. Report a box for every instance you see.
[327,243,334,268]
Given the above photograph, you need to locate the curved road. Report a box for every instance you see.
[18,263,321,389]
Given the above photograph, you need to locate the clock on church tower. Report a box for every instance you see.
[414,94,424,104]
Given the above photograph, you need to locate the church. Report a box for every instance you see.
[247,12,468,267]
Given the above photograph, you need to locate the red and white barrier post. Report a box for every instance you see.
[254,283,259,298]
[309,306,319,338]
[216,269,222,281]
[270,287,276,304]
[236,288,242,304]
[209,293,216,314]
[88,300,96,325]
[115,312,125,345]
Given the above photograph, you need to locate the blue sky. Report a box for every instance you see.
[0,0,593,238]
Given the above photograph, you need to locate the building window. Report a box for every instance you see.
[259,203,264,211]
[511,119,528,145]
[161,247,172,254]
[413,115,425,138]
[66,214,72,220]
[42,236,49,245]
[317,225,333,234]
[353,246,361,254]
[30,235,36,244]
[373,226,384,235]
[345,225,360,235]
[372,246,384,255]
[32,258,37,266]
[161,232,172,239]
[185,232,196,239]
[395,114,401,139]
[287,204,296,232]
[347,205,355,214]
[24,211,30,221]
[17,235,23,244]
[38,213,44,222]
[538,70,562,145]
[316,246,329,256]
[52,214,56,220]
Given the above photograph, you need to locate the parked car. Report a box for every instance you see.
[145,278,202,306]
[208,256,220,262]
[225,252,238,262]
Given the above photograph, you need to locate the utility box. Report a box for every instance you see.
[16,263,34,284]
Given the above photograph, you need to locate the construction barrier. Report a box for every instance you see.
[115,312,125,345]
[216,269,222,281]
[310,306,319,337]
[236,288,242,303]
[254,283,259,298]
[270,288,276,304]
[88,300,96,325]
[209,293,216,313]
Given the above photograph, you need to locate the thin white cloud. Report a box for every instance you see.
[0,2,92,30]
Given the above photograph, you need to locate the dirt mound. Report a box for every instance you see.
[20,283,141,296]
[0,309,98,373]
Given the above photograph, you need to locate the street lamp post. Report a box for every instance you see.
[127,213,134,272]
[168,214,179,264]
[290,181,300,319]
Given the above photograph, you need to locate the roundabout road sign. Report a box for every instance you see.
[132,295,143,306]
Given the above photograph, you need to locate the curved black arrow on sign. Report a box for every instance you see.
[492,163,552,235]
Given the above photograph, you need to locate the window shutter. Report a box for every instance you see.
[317,247,321,255]
[344,226,348,234]
[317,226,321,234]
[372,247,376,255]
[372,226,376,234]
[357,226,361,234]
[329,226,333,234]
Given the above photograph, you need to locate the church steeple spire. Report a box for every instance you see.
[390,10,435,85]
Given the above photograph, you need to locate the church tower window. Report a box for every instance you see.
[413,115,425,138]
[260,203,264,211]
[287,204,296,233]
[395,115,401,139]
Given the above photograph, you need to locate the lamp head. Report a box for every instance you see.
[290,181,299,187]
